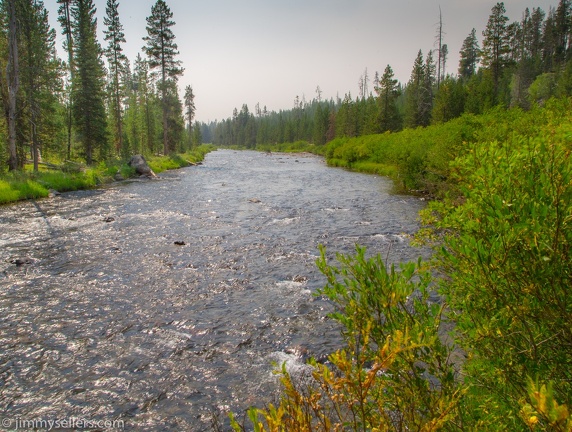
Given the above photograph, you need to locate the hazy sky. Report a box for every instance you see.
[43,0,557,123]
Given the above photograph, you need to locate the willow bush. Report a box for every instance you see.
[231,246,463,431]
[230,99,572,431]
[422,111,572,430]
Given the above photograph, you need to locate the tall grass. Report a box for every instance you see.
[0,144,216,205]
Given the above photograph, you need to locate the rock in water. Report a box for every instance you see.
[10,257,33,266]
[128,155,157,178]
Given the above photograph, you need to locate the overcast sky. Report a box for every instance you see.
[43,0,557,123]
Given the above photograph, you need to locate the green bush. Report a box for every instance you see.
[421,105,572,430]
[231,98,572,431]
[231,246,462,431]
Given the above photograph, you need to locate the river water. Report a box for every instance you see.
[0,150,427,431]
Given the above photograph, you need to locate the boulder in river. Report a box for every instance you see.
[128,155,157,178]
[10,257,33,266]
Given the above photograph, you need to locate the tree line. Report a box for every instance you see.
[204,1,572,148]
[0,0,199,172]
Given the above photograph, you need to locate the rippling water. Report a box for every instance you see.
[0,150,428,430]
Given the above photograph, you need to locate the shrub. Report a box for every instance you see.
[422,115,572,429]
[231,246,462,431]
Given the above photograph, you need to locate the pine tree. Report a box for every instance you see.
[162,79,184,152]
[72,0,108,164]
[184,84,195,148]
[104,0,127,155]
[312,102,329,145]
[375,64,401,132]
[530,7,546,61]
[481,2,510,97]
[143,0,184,154]
[57,0,76,160]
[3,0,19,170]
[404,50,425,128]
[432,76,466,124]
[421,50,436,125]
[459,29,480,80]
[133,53,157,153]
[554,0,571,65]
[19,0,62,170]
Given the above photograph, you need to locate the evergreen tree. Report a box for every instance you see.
[5,0,19,170]
[57,0,76,160]
[404,50,425,128]
[432,76,466,124]
[554,0,571,65]
[510,8,545,108]
[336,93,357,138]
[375,64,401,132]
[458,29,480,80]
[71,0,108,164]
[184,84,195,148]
[482,2,511,98]
[542,9,555,71]
[133,53,158,154]
[530,7,546,61]
[192,120,202,146]
[420,50,436,125]
[103,0,127,155]
[19,0,62,170]
[361,95,380,135]
[162,79,184,152]
[143,0,184,155]
[312,102,329,145]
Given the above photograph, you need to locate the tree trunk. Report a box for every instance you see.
[61,0,74,160]
[7,0,19,171]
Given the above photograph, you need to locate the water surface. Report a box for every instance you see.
[0,150,427,430]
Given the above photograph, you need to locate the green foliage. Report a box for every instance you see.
[0,145,215,204]
[0,176,48,204]
[232,246,462,431]
[521,379,572,431]
[143,0,184,155]
[71,0,109,165]
[420,98,572,429]
[147,144,215,173]
[234,97,572,431]
[321,98,572,197]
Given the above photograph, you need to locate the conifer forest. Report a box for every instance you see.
[2,1,572,431]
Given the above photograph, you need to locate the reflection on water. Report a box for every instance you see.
[0,150,427,430]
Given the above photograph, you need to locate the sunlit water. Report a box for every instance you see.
[0,150,428,430]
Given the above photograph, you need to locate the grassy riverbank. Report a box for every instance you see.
[0,144,215,205]
[232,98,572,431]
[321,98,572,198]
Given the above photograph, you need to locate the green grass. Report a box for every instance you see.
[0,144,216,205]
[321,98,572,197]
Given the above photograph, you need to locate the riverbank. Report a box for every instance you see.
[0,145,215,205]
[239,98,572,430]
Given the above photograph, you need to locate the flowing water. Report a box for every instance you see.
[0,150,428,431]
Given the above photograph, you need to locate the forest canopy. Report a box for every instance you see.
[200,1,572,150]
[0,0,198,172]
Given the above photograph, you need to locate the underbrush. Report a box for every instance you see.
[230,98,572,431]
[231,140,325,155]
[324,98,572,197]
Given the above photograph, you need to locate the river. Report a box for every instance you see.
[0,150,427,431]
